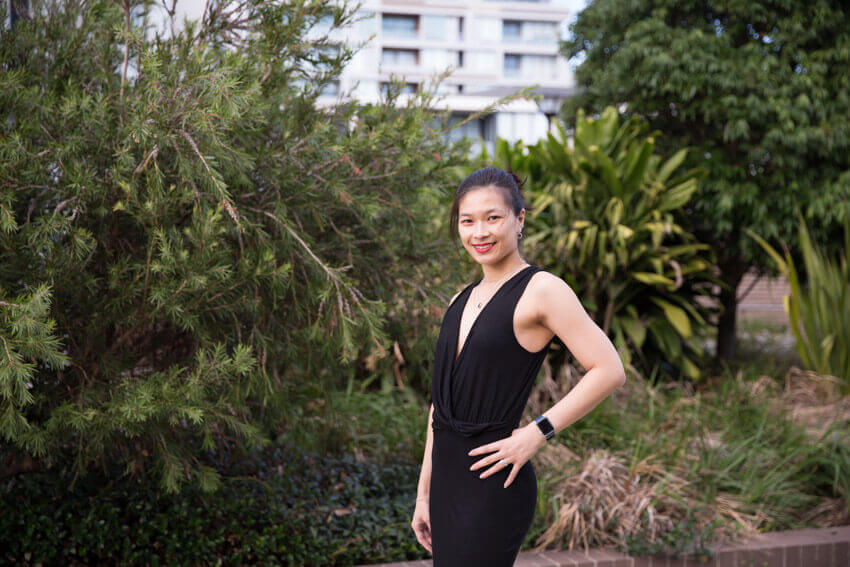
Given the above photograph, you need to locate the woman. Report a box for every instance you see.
[410,167,626,566]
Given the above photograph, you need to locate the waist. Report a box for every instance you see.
[432,411,517,438]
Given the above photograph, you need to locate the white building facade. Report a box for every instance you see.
[314,0,577,153]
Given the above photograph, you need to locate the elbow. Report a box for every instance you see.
[612,365,626,388]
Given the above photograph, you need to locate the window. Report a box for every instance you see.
[382,14,418,39]
[381,82,418,95]
[522,21,558,44]
[503,53,520,77]
[130,3,147,28]
[314,13,334,36]
[315,44,340,71]
[354,80,379,99]
[320,81,340,97]
[500,20,559,44]
[423,15,447,40]
[503,20,521,40]
[435,83,460,95]
[357,11,377,36]
[422,49,455,70]
[382,48,419,67]
[458,51,464,67]
[446,113,486,143]
[522,54,557,79]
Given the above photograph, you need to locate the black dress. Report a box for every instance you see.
[429,265,552,566]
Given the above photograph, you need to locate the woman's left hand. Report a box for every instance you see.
[468,424,547,488]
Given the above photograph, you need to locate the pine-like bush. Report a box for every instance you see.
[0,0,471,490]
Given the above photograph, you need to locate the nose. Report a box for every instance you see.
[472,221,490,239]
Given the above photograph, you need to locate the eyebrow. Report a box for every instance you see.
[459,208,503,217]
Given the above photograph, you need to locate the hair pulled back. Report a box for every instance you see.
[449,166,530,242]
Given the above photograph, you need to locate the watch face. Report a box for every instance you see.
[535,416,554,437]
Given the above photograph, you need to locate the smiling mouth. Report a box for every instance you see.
[472,242,495,253]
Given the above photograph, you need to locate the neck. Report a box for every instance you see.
[480,253,527,283]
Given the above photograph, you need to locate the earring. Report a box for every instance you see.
[518,231,523,239]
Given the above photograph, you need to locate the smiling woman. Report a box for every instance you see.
[459,200,515,258]
[409,166,626,566]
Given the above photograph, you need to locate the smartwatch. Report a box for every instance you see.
[534,415,555,441]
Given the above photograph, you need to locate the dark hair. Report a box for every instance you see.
[448,166,531,242]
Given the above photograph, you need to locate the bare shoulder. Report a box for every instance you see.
[527,270,575,298]
[524,270,581,314]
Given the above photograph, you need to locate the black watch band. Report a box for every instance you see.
[534,415,555,441]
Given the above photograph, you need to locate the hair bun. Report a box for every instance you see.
[509,171,526,191]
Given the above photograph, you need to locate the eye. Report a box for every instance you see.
[488,215,500,221]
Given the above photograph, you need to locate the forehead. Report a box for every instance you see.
[458,185,511,215]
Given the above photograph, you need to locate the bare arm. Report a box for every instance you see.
[417,289,461,501]
[417,403,435,501]
[465,275,626,490]
[532,273,626,436]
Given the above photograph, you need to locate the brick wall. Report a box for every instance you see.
[366,526,850,567]
[736,269,791,325]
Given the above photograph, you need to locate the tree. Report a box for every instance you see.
[0,0,474,491]
[561,0,850,360]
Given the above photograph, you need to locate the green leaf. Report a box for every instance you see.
[631,272,675,287]
[656,148,688,184]
[650,297,693,338]
[620,315,647,348]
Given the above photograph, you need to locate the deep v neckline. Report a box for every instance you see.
[452,265,534,367]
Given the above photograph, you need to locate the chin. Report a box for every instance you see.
[468,250,505,265]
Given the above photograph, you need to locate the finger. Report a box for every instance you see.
[467,443,499,456]
[503,463,519,488]
[469,451,504,471]
[419,523,433,552]
[478,460,509,479]
[413,525,430,551]
[468,442,499,456]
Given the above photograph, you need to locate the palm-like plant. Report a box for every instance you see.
[493,107,719,380]
[747,214,850,384]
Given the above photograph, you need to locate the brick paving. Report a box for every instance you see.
[362,525,850,567]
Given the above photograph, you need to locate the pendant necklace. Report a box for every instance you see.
[472,260,528,310]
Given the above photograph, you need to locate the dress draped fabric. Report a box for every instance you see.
[428,265,552,566]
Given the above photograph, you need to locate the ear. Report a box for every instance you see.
[517,208,525,227]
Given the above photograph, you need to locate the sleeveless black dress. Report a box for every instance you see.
[429,265,552,566]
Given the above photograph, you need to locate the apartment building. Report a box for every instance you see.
[313,0,577,153]
[61,0,576,154]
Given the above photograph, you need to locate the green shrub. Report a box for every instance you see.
[747,213,850,384]
[491,107,720,380]
[0,443,424,566]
